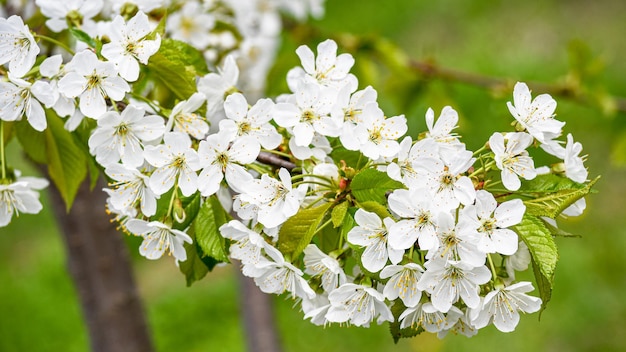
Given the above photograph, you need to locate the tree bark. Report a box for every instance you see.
[236,268,282,352]
[47,178,154,352]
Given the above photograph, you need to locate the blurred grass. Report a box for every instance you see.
[2,1,626,351]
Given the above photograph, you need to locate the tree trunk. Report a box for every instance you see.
[237,268,282,352]
[47,178,154,352]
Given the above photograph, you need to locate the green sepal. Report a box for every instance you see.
[172,193,202,231]
[277,202,333,260]
[350,168,404,204]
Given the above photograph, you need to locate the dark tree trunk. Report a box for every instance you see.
[237,268,282,352]
[47,178,154,352]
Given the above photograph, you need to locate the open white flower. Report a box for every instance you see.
[101,11,161,82]
[424,106,465,158]
[380,263,424,308]
[0,74,55,131]
[0,15,40,77]
[417,259,491,313]
[388,188,443,251]
[143,132,201,196]
[470,281,541,332]
[253,244,316,300]
[353,102,407,160]
[166,92,209,139]
[221,93,282,149]
[287,39,356,91]
[196,133,259,196]
[385,137,440,188]
[326,283,393,327]
[220,220,270,277]
[88,105,166,168]
[420,149,476,211]
[58,50,130,119]
[399,302,447,332]
[461,190,524,256]
[125,219,192,261]
[35,0,103,32]
[273,82,342,147]
[104,163,158,217]
[0,175,48,227]
[347,209,403,273]
[490,132,536,191]
[166,1,215,50]
[198,55,238,118]
[303,244,347,292]
[563,134,588,183]
[238,168,307,228]
[426,212,484,267]
[507,82,564,144]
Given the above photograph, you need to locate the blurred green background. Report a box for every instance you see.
[1,0,626,351]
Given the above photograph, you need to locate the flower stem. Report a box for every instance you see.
[166,184,179,221]
[0,121,6,180]
[487,253,498,280]
[34,34,75,55]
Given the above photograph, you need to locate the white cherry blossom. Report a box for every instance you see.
[35,0,103,32]
[461,190,524,255]
[196,133,259,196]
[387,187,443,251]
[104,163,157,217]
[380,263,424,308]
[221,93,282,149]
[88,105,166,168]
[101,11,161,82]
[417,259,491,312]
[165,92,209,140]
[0,175,48,227]
[58,50,130,119]
[0,75,55,131]
[253,244,316,300]
[398,302,447,332]
[490,132,536,191]
[507,82,564,144]
[326,283,393,327]
[303,244,347,292]
[125,219,192,261]
[0,15,40,77]
[347,209,403,273]
[143,132,201,196]
[353,102,407,160]
[470,281,541,332]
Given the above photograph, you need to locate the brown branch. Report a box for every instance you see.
[406,59,626,113]
[256,151,296,171]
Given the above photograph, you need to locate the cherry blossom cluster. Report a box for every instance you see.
[0,0,324,228]
[0,0,594,339]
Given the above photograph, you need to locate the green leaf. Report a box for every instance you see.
[179,239,210,287]
[147,39,209,100]
[193,195,230,263]
[520,174,586,193]
[512,215,558,306]
[330,146,362,169]
[389,301,423,343]
[539,217,581,238]
[531,258,553,316]
[15,120,47,163]
[523,176,599,218]
[45,113,89,210]
[350,168,404,204]
[355,200,393,219]
[69,28,96,48]
[331,201,349,228]
[277,202,333,259]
